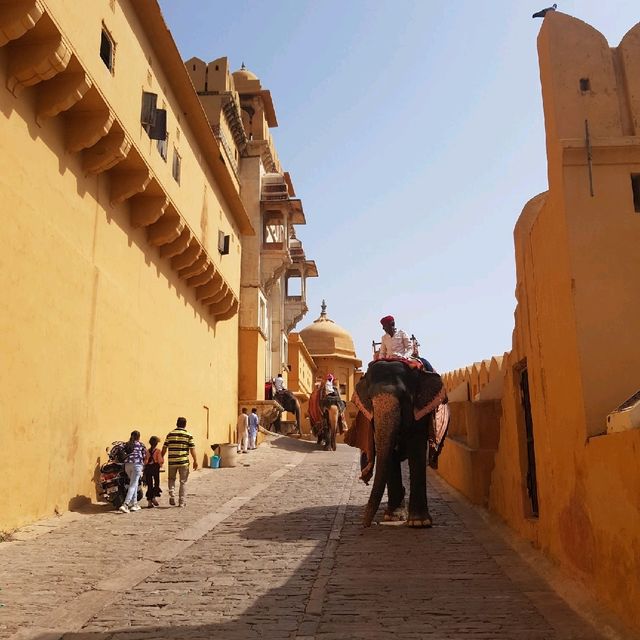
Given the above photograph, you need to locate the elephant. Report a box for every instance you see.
[274,389,301,433]
[308,386,346,451]
[352,359,446,528]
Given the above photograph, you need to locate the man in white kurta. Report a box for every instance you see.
[378,315,414,359]
[236,408,249,453]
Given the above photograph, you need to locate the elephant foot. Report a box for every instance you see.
[383,506,406,522]
[406,512,433,528]
[363,505,376,527]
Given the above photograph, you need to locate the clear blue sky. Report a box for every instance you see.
[158,1,639,372]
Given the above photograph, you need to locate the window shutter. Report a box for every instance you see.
[140,92,157,127]
[148,109,167,140]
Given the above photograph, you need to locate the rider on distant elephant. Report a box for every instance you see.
[322,374,346,413]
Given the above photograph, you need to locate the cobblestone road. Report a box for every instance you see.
[0,436,628,640]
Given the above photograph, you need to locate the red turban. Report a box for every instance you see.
[380,315,394,326]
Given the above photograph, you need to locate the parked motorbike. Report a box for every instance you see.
[99,441,143,509]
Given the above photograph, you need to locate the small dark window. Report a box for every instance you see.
[157,132,168,162]
[100,28,114,72]
[172,150,181,184]
[218,230,230,255]
[192,64,196,70]
[632,174,640,213]
[579,77,590,92]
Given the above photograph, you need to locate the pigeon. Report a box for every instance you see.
[532,3,557,18]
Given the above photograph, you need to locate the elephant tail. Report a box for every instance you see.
[363,393,401,527]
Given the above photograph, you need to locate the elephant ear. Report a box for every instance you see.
[413,371,447,421]
[352,375,373,422]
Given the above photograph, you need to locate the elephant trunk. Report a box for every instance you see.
[363,393,401,527]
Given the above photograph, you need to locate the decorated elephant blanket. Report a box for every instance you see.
[344,411,376,483]
[309,386,347,436]
[346,357,450,480]
[352,358,447,422]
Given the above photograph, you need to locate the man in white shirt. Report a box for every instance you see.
[378,315,413,359]
[236,408,249,453]
[273,373,285,393]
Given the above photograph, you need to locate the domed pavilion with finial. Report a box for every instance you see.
[290,300,362,434]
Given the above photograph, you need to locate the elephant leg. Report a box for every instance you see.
[406,419,432,528]
[363,394,401,527]
[384,454,406,521]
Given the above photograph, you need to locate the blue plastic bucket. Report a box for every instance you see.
[210,455,221,469]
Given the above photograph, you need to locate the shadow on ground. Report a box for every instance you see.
[34,491,602,640]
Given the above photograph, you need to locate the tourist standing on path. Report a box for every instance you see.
[143,436,164,508]
[248,408,259,450]
[161,417,198,507]
[237,408,249,454]
[120,430,146,513]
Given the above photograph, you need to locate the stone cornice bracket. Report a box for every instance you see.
[159,226,191,258]
[214,297,239,322]
[171,238,201,271]
[109,147,152,204]
[130,194,169,228]
[186,263,215,288]
[0,0,44,48]
[179,254,209,280]
[261,250,292,293]
[147,206,185,246]
[110,168,151,205]
[195,271,223,301]
[36,57,92,121]
[201,281,228,306]
[82,126,131,175]
[209,289,235,316]
[64,87,115,152]
[6,13,71,95]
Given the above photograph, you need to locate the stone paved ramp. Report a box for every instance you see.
[0,436,630,640]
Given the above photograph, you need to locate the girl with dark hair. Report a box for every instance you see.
[144,436,164,508]
[120,430,146,513]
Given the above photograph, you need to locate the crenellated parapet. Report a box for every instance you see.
[442,354,507,403]
[0,1,238,323]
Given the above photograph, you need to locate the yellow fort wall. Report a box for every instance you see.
[439,13,640,631]
[0,1,243,531]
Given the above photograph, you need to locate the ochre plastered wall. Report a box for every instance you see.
[0,1,242,532]
[441,13,640,631]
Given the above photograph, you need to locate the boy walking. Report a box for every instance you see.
[162,417,198,507]
[248,408,259,450]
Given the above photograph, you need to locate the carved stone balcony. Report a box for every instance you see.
[260,248,292,293]
[284,297,308,333]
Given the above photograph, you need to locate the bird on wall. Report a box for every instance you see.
[532,3,557,18]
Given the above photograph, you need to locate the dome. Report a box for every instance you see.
[232,62,259,82]
[299,301,357,359]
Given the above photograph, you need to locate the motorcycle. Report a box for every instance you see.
[99,441,143,509]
